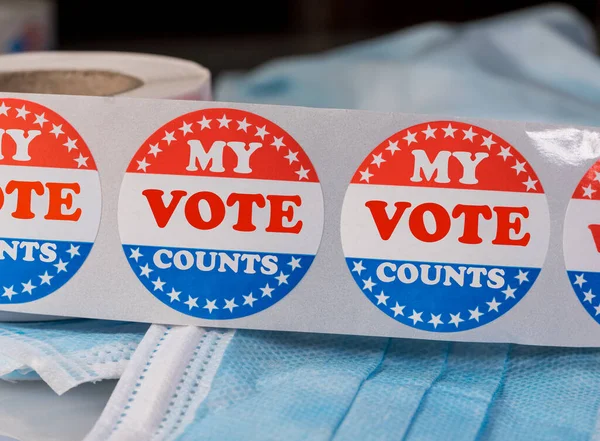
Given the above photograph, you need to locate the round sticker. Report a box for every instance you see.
[564,160,600,324]
[119,108,324,319]
[0,98,101,304]
[341,121,550,332]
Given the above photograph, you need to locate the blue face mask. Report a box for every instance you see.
[85,326,600,441]
[0,320,148,395]
[8,4,600,440]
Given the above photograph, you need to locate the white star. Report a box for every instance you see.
[409,310,423,325]
[2,286,16,300]
[403,130,417,145]
[275,272,289,285]
[595,304,600,316]
[443,123,457,138]
[428,313,444,328]
[295,166,310,180]
[462,127,477,142]
[129,248,143,261]
[582,184,596,199]
[288,257,302,271]
[49,124,63,138]
[574,274,587,288]
[179,121,193,135]
[185,296,199,310]
[198,116,212,130]
[502,285,516,299]
[486,298,502,312]
[375,291,389,305]
[362,277,376,292]
[481,135,496,149]
[515,270,529,285]
[260,284,274,298]
[271,136,285,150]
[422,125,437,139]
[21,280,36,295]
[284,150,298,164]
[39,271,53,285]
[203,298,217,313]
[136,157,150,172]
[359,168,373,183]
[139,264,153,278]
[243,293,257,307]
[187,296,201,310]
[468,307,483,322]
[34,113,48,127]
[74,154,89,168]
[54,259,68,273]
[0,102,10,116]
[498,146,512,161]
[594,171,600,183]
[523,176,538,192]
[512,160,526,175]
[162,131,176,145]
[386,140,401,155]
[237,118,251,132]
[583,289,596,303]
[391,303,405,317]
[152,277,165,291]
[352,261,365,275]
[15,105,29,119]
[255,125,269,139]
[371,153,386,168]
[167,288,181,303]
[217,114,231,128]
[63,138,78,152]
[449,312,464,328]
[66,244,80,259]
[224,298,238,312]
[147,143,162,157]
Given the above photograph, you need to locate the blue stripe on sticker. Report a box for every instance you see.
[0,237,93,304]
[123,244,314,320]
[346,257,540,332]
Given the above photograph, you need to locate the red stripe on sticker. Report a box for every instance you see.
[0,98,96,171]
[125,108,318,183]
[350,120,543,193]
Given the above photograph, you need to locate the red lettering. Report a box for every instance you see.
[266,195,302,234]
[589,224,600,252]
[44,182,81,221]
[185,191,226,230]
[492,206,530,246]
[5,180,44,219]
[410,202,451,242]
[452,204,492,244]
[365,200,411,241]
[226,193,265,232]
[143,189,187,228]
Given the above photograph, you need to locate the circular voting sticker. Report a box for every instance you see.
[564,160,600,324]
[119,108,324,320]
[341,121,550,332]
[0,98,101,304]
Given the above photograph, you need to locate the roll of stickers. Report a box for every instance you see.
[0,92,599,347]
[0,0,55,53]
[0,52,211,322]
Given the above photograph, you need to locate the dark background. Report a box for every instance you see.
[56,1,600,76]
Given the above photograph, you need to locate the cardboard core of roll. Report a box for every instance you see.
[0,70,143,96]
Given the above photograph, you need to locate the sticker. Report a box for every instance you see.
[119,108,324,319]
[564,160,600,324]
[341,121,550,332]
[0,98,101,304]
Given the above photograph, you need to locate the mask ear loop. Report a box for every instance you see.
[84,326,234,441]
